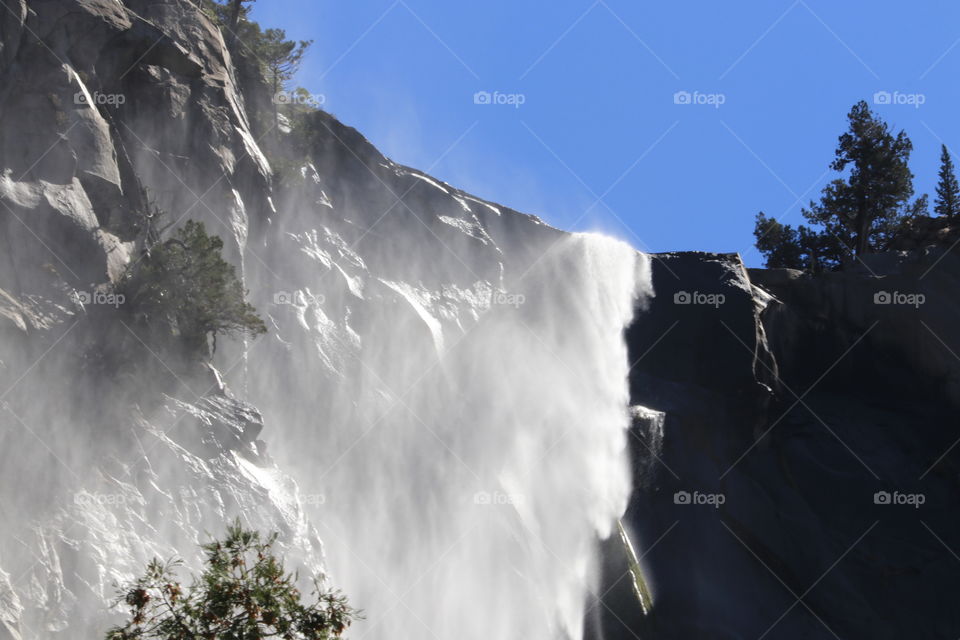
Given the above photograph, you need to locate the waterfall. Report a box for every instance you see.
[0,1,655,636]
[250,222,652,639]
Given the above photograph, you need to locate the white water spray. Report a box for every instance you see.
[0,2,654,636]
[252,226,651,639]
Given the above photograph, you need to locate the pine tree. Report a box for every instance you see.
[802,101,917,258]
[106,521,357,639]
[119,220,266,358]
[259,29,312,128]
[752,212,844,272]
[934,144,960,219]
[754,101,923,271]
[226,0,255,34]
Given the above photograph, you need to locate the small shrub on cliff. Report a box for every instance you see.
[106,521,357,640]
[120,220,266,358]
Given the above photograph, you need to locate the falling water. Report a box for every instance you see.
[249,222,652,639]
[0,1,653,636]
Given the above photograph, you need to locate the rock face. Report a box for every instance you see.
[593,250,960,640]
[0,0,269,295]
[1,2,638,639]
[0,1,329,637]
[2,2,958,639]
[753,248,960,406]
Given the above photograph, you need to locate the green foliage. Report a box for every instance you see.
[753,213,803,269]
[752,212,844,272]
[934,144,960,219]
[120,220,266,358]
[106,521,357,640]
[754,101,925,270]
[225,0,256,34]
[203,2,310,111]
[257,29,311,96]
[202,0,256,35]
[804,100,919,258]
[202,1,320,177]
[202,0,315,182]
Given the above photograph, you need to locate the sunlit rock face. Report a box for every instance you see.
[0,0,269,283]
[250,162,648,637]
[0,3,297,635]
[0,2,647,639]
[11,3,954,640]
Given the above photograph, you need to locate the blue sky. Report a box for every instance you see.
[251,0,960,266]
